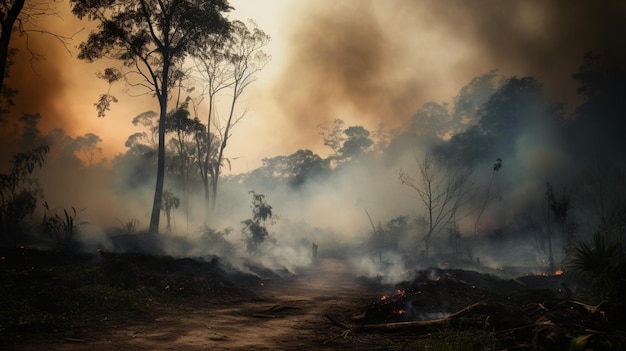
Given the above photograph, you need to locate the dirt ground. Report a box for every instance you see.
[7,258,405,351]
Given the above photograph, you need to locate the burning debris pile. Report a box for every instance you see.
[334,268,625,350]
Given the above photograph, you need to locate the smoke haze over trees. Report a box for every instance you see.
[0,1,625,277]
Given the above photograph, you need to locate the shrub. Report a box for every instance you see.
[568,232,625,303]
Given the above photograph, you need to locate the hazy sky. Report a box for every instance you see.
[4,0,626,174]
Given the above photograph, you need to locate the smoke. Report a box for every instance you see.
[3,1,626,284]
[268,0,626,151]
[1,0,157,163]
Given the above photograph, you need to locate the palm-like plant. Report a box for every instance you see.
[568,232,625,303]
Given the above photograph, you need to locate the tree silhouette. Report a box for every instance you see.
[256,149,329,187]
[70,0,231,235]
[318,119,346,156]
[400,154,471,257]
[193,19,270,218]
[339,125,373,159]
[435,76,558,167]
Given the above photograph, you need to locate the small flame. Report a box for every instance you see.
[397,289,407,298]
[380,295,388,301]
[555,269,563,275]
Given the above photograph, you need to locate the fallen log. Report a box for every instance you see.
[328,301,521,333]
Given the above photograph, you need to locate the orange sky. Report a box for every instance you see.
[4,0,625,174]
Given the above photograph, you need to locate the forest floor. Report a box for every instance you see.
[1,248,624,350]
[1,254,407,350]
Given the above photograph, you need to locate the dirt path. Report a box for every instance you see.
[18,258,394,350]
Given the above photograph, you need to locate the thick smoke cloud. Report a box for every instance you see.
[1,37,69,146]
[270,0,626,149]
[0,2,155,162]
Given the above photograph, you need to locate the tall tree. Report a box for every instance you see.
[70,0,231,235]
[194,19,269,218]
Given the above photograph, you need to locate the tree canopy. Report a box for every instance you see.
[70,0,232,234]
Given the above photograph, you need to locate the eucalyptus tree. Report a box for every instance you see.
[70,0,231,235]
[194,19,270,218]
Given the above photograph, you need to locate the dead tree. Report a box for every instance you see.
[400,153,471,258]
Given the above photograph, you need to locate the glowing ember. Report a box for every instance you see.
[380,295,388,301]
[397,289,407,297]
[555,269,563,275]
[393,309,405,315]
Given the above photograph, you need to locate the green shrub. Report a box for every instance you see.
[568,232,625,303]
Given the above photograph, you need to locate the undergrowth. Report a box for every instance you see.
[0,248,240,334]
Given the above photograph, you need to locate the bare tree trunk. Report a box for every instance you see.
[211,87,238,215]
[0,0,25,96]
[149,57,169,236]
[205,94,215,220]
